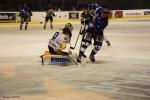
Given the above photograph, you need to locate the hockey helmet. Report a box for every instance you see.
[63,23,73,38]
[64,23,73,32]
[88,3,98,11]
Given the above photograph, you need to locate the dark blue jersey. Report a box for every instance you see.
[19,7,32,18]
[93,7,110,30]
[86,7,110,34]
[95,7,110,22]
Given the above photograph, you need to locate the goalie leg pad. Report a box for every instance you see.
[41,53,77,65]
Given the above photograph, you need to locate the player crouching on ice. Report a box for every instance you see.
[48,23,73,55]
[41,23,78,65]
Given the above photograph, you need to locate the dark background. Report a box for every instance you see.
[0,0,150,11]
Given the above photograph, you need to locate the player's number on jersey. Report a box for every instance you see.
[52,32,59,39]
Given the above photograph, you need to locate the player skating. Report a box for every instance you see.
[44,5,55,30]
[77,4,111,63]
[77,9,94,58]
[19,4,32,30]
[80,4,111,47]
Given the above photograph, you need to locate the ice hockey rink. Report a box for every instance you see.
[0,19,150,100]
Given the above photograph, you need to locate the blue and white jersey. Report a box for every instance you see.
[95,7,103,18]
[93,7,109,30]
[86,6,110,33]
[94,7,109,21]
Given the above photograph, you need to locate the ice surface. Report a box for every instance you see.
[0,20,150,100]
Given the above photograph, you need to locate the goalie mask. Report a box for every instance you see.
[65,23,73,32]
[63,23,73,38]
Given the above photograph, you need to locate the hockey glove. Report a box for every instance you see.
[80,29,86,35]
[80,19,85,25]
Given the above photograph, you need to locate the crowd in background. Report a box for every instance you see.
[0,0,150,11]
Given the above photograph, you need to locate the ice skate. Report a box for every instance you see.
[106,41,111,46]
[25,26,28,30]
[44,25,46,30]
[89,54,95,62]
[77,54,82,63]
[20,27,22,31]
[51,25,53,30]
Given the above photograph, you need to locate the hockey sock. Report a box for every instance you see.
[25,23,28,30]
[90,46,101,62]
[20,24,23,30]
[79,42,90,56]
[50,25,53,29]
[91,45,101,55]
[44,22,47,29]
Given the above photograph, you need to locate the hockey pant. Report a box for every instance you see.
[20,17,29,29]
[44,16,53,29]
[79,31,103,56]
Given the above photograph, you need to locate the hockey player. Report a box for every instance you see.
[48,23,73,55]
[80,4,111,46]
[78,9,94,58]
[44,5,55,30]
[80,9,94,34]
[77,4,111,63]
[19,4,32,30]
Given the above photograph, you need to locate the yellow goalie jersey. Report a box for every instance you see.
[48,30,70,53]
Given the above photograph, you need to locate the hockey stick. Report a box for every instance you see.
[67,55,78,65]
[65,43,78,65]
[79,25,87,58]
[70,25,84,49]
[70,34,80,49]
[70,25,87,58]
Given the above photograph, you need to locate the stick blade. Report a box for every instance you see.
[67,55,78,66]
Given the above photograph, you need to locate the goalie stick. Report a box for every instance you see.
[66,55,78,65]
